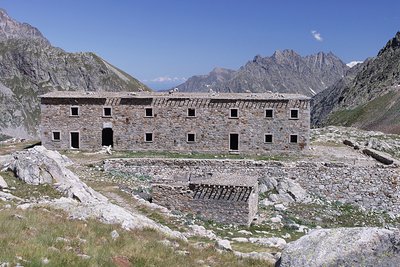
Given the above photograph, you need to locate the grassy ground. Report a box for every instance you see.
[0,201,269,267]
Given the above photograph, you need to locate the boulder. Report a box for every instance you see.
[0,175,8,189]
[9,146,186,240]
[279,227,400,267]
[215,239,232,251]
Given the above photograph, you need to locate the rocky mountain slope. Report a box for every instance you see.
[0,9,149,138]
[171,67,235,92]
[312,32,400,134]
[174,50,348,96]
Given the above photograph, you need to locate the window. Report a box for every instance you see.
[290,109,299,119]
[290,134,298,143]
[229,108,239,118]
[70,106,79,116]
[264,134,273,143]
[187,108,196,117]
[187,133,196,142]
[145,108,153,117]
[103,107,112,117]
[52,131,61,141]
[265,109,274,118]
[145,132,153,142]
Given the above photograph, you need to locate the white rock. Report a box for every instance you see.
[249,237,287,250]
[10,146,186,241]
[0,175,8,189]
[274,204,287,211]
[41,258,49,265]
[77,254,91,260]
[111,230,119,240]
[231,237,248,243]
[215,239,232,251]
[270,216,282,223]
[234,251,277,264]
[238,230,252,235]
[186,224,216,239]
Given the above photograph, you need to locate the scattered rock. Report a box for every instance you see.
[185,224,216,239]
[111,230,120,240]
[12,214,25,220]
[41,258,49,265]
[248,237,286,250]
[280,227,400,267]
[215,239,232,251]
[0,175,8,189]
[234,251,277,264]
[270,216,282,223]
[231,237,248,243]
[55,237,70,243]
[274,204,287,211]
[176,250,189,256]
[238,230,252,235]
[77,254,91,260]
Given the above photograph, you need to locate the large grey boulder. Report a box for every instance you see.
[279,227,400,267]
[10,146,185,240]
[259,176,310,205]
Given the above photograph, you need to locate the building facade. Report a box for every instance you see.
[40,91,310,154]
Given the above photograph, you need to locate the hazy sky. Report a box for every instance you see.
[1,0,399,90]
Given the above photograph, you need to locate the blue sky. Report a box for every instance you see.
[1,0,399,90]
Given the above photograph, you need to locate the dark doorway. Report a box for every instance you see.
[70,132,79,149]
[102,128,113,147]
[229,133,239,151]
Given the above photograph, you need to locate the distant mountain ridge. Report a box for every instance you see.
[173,50,349,97]
[312,32,400,134]
[0,9,149,138]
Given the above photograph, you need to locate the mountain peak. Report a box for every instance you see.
[378,31,400,56]
[0,8,49,44]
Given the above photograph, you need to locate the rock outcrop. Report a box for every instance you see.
[279,227,400,267]
[8,146,184,240]
[0,9,149,138]
[312,31,400,134]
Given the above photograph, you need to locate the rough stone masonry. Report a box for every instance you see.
[40,91,310,155]
[151,173,258,225]
[104,158,400,215]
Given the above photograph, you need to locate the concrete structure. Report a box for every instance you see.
[40,91,310,154]
[152,172,258,225]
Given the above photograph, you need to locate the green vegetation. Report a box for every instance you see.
[0,204,267,267]
[109,150,298,162]
[0,171,62,200]
[327,91,397,127]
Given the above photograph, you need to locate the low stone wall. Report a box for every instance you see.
[104,158,400,214]
[152,182,258,225]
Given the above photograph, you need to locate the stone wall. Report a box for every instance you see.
[152,181,258,225]
[40,93,310,155]
[104,158,400,214]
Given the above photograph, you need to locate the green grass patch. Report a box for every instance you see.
[327,91,396,126]
[0,207,269,267]
[0,171,63,200]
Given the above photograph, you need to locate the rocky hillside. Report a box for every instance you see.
[174,50,348,96]
[172,67,235,92]
[312,32,400,134]
[0,9,149,139]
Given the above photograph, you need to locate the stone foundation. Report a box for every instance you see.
[104,158,400,214]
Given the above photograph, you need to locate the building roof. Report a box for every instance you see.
[40,91,310,101]
[152,171,258,187]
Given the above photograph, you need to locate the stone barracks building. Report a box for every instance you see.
[40,91,310,154]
